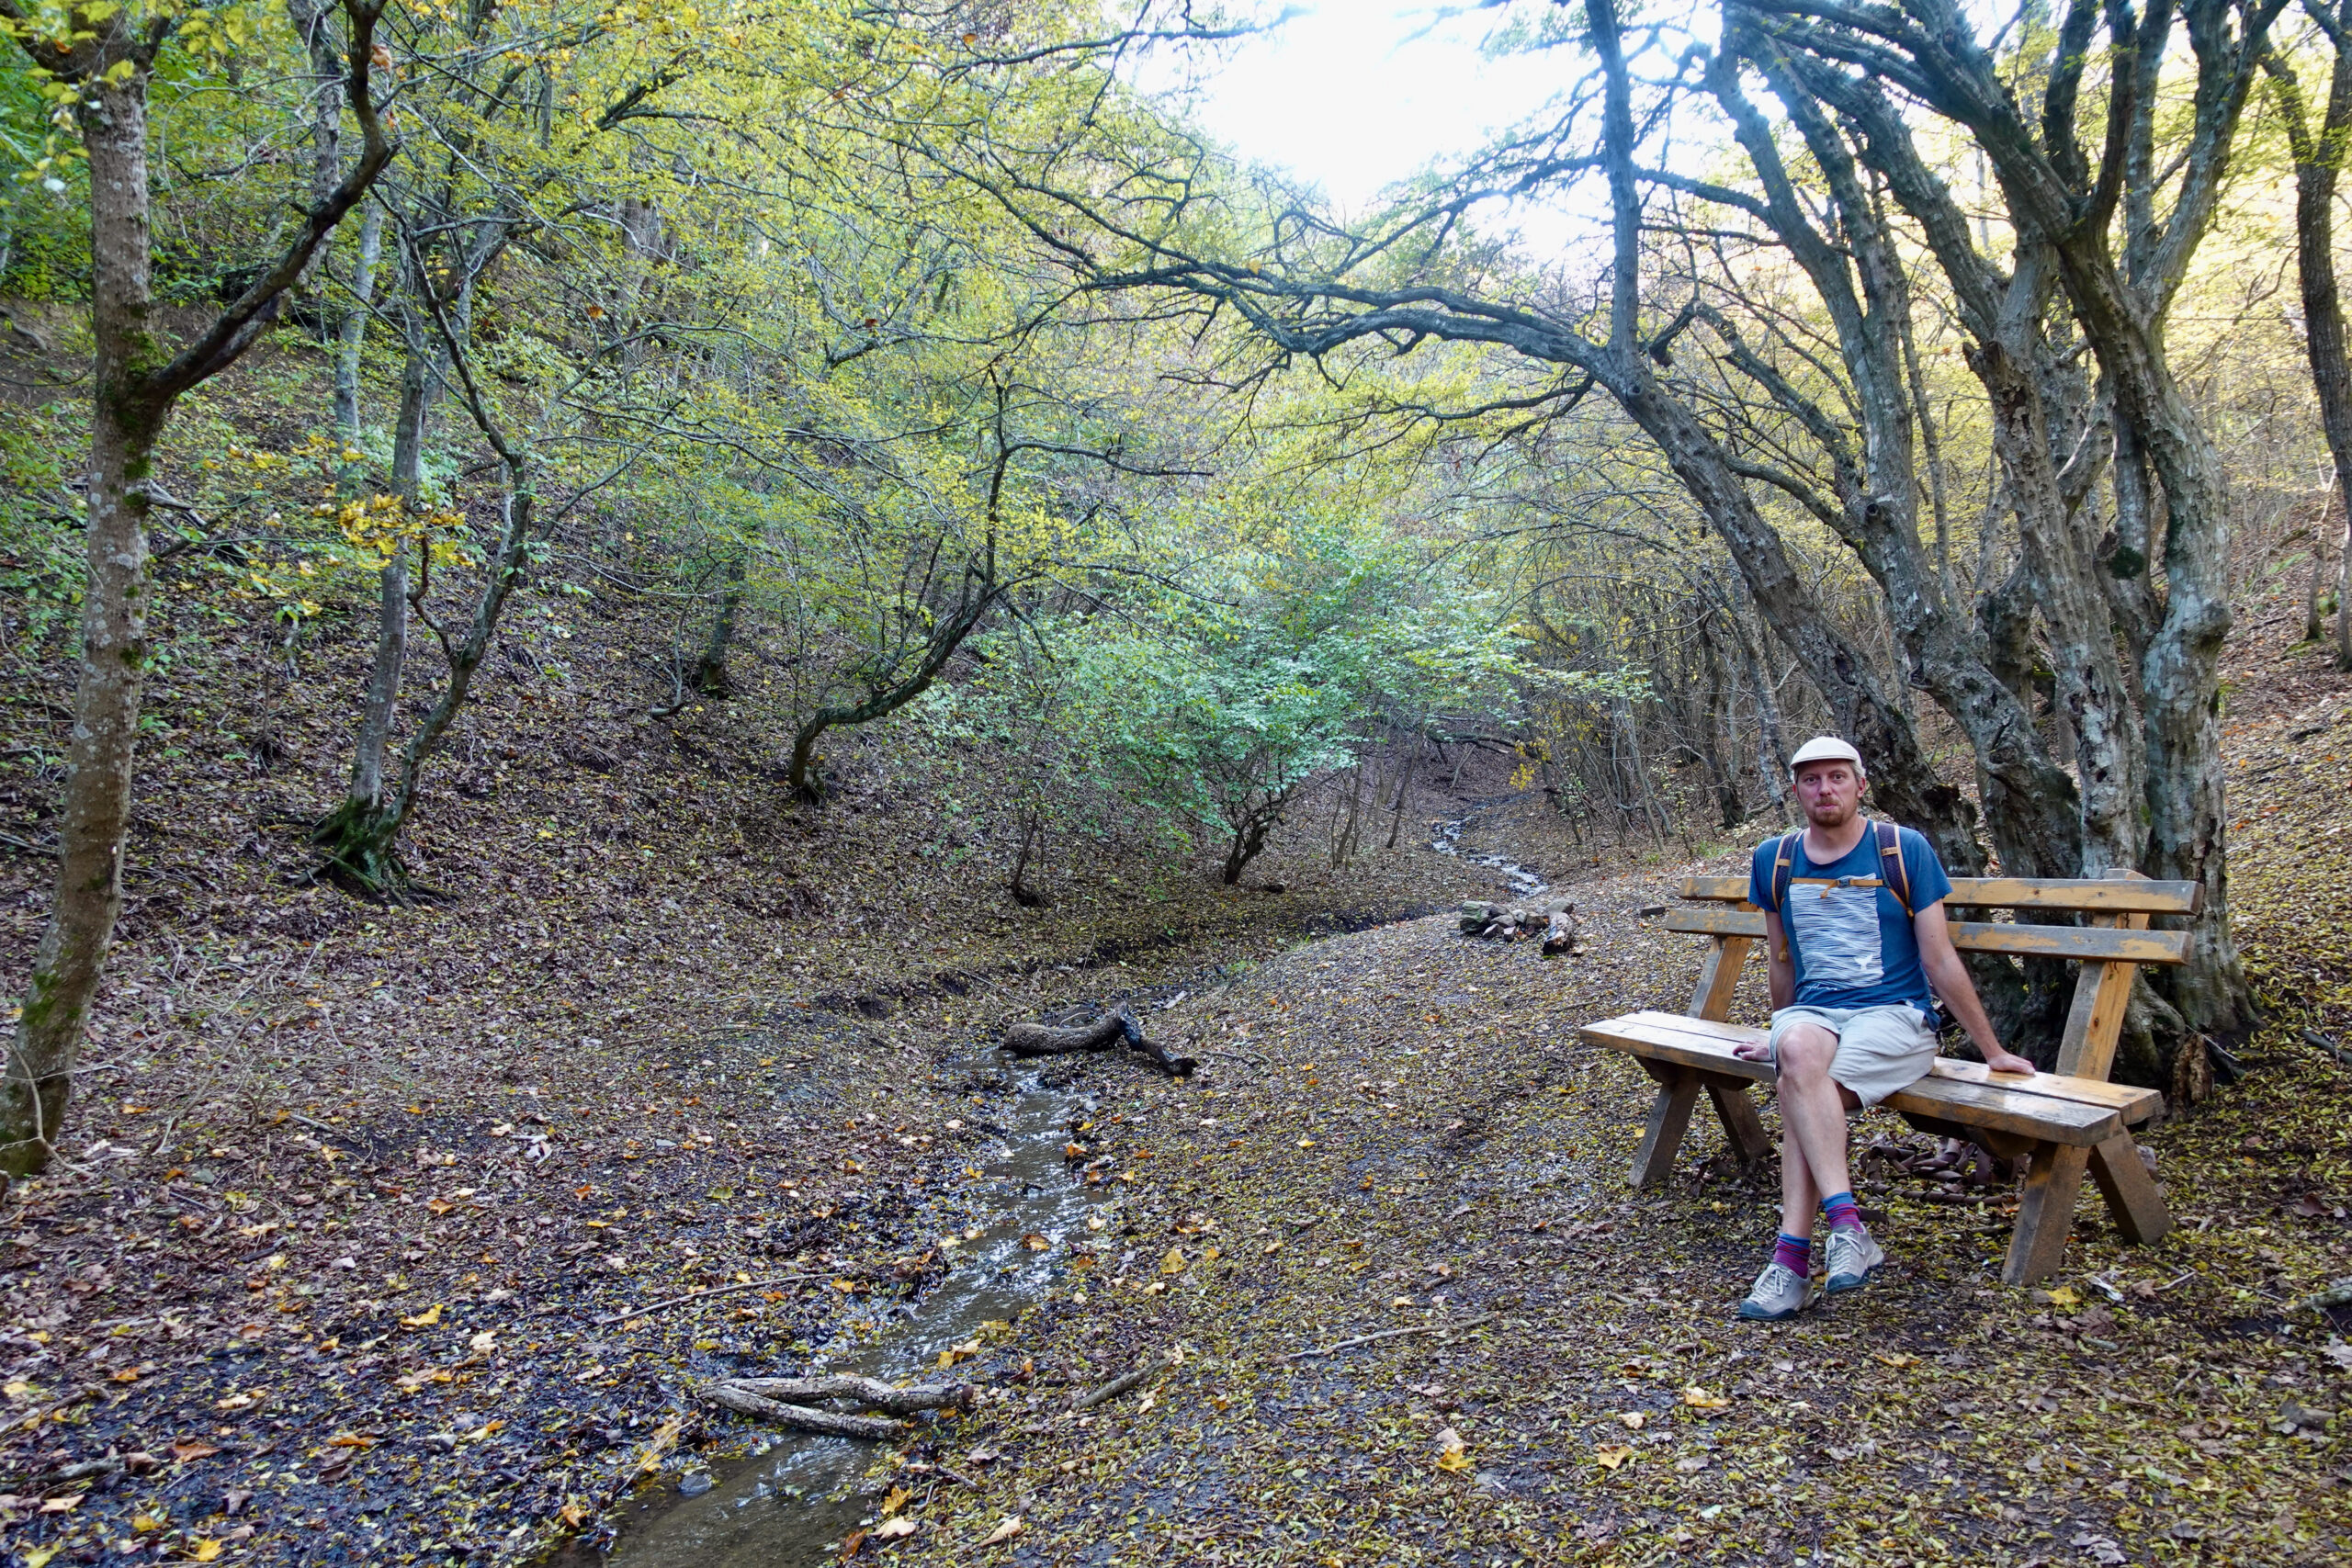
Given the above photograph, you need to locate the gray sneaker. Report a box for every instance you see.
[1823,1226,1885,1292]
[1736,1260,1812,1321]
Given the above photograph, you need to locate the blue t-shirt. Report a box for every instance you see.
[1747,825,1953,1014]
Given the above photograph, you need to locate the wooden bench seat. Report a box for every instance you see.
[1579,868,2199,1284]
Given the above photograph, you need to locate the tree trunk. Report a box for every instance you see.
[4,6,390,1177]
[1009,814,1049,907]
[3,85,164,1181]
[2277,39,2352,673]
[691,553,745,695]
[786,581,997,803]
[316,320,437,889]
[1607,373,1984,874]
[1222,814,1271,885]
[1970,300,2137,877]
[1384,748,1412,850]
[331,202,383,489]
[2338,514,2352,671]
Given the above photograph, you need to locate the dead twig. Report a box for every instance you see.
[1280,1314,1495,1362]
[695,1382,900,1439]
[724,1374,975,1416]
[594,1272,835,1325]
[1069,1363,1155,1411]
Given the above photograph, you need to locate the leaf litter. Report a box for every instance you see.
[0,524,2347,1568]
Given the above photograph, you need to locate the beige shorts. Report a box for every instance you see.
[1765,1004,1939,1107]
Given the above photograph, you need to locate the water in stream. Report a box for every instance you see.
[1430,800,1550,899]
[586,1061,1104,1568]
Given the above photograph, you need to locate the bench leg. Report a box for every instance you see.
[1630,1069,1702,1189]
[2003,1141,2089,1285]
[1705,1079,1771,1167]
[2087,1132,2173,1246]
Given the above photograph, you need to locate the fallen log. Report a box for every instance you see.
[2296,1276,2352,1314]
[1001,1012,1196,1077]
[724,1374,976,1416]
[695,1382,902,1439]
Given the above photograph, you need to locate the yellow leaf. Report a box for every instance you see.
[873,1516,917,1539]
[980,1516,1023,1545]
[1682,1385,1730,1409]
[190,1542,224,1562]
[1022,1234,1049,1251]
[401,1303,443,1327]
[1435,1448,1475,1472]
[1595,1445,1634,1471]
[634,1416,682,1475]
[2048,1285,2081,1307]
[1873,1350,1919,1369]
[26,1549,62,1568]
[881,1485,911,1516]
[1160,1247,1186,1276]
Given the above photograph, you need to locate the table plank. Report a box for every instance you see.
[1581,1014,2125,1145]
[1616,1011,2162,1120]
[1663,908,2187,965]
[1679,874,2200,915]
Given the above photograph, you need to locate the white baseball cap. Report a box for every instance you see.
[1789,735,1865,775]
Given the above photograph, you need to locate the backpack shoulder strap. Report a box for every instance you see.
[1770,830,1800,913]
[1875,820,1914,917]
[1769,830,1801,963]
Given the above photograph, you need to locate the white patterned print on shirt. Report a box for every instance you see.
[1787,879,1883,989]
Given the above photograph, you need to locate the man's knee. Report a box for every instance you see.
[1777,1022,1839,1081]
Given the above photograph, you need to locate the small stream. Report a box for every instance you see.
[573,843,1511,1566]
[1430,798,1550,899]
[579,1055,1109,1568]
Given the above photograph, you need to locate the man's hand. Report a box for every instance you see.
[1983,1046,2037,1076]
[1733,1037,1772,1062]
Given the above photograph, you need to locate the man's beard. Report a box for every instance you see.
[1806,795,1859,827]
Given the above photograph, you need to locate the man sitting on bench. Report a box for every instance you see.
[1732,736,2039,1321]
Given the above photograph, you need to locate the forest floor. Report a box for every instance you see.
[3,561,2350,1568]
[821,617,2348,1568]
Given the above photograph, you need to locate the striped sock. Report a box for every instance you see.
[1771,1233,1812,1274]
[1820,1190,1864,1233]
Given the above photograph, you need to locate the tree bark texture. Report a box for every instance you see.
[4,4,391,1179]
[5,85,165,1181]
[332,202,384,485]
[2272,31,2352,673]
[1751,0,2262,1036]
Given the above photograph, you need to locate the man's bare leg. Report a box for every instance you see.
[1774,1022,1858,1232]
[1773,1021,1883,1293]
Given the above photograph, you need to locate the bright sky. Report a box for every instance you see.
[1179,3,1570,213]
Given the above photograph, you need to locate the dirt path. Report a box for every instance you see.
[754,683,2352,1568]
[6,658,2350,1568]
[830,862,2352,1568]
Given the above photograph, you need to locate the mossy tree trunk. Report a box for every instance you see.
[3,2,391,1181]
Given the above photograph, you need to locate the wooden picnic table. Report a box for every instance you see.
[1581,870,2198,1284]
